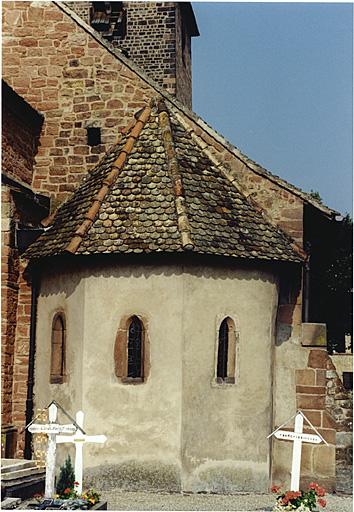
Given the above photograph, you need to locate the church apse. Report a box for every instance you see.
[33,259,279,493]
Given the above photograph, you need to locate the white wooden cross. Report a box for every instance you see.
[28,403,76,498]
[56,410,107,494]
[268,411,327,491]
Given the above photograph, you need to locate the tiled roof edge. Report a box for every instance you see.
[157,99,194,251]
[65,104,152,254]
[175,114,306,261]
[170,111,338,219]
[54,1,337,218]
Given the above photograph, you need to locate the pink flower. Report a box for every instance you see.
[316,486,326,497]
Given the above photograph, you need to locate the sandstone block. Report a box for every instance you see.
[313,444,336,476]
[315,369,326,386]
[296,394,325,410]
[322,411,337,429]
[19,37,38,47]
[308,349,328,369]
[300,444,313,473]
[295,369,316,386]
[296,385,326,395]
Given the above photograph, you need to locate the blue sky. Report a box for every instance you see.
[191,2,353,215]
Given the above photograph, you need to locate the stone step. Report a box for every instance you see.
[1,466,45,482]
[1,497,22,509]
[1,474,45,501]
[1,459,37,474]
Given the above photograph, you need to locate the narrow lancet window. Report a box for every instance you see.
[217,319,229,379]
[216,317,237,384]
[127,316,143,378]
[50,313,66,384]
[115,314,149,383]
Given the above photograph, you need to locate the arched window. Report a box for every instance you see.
[127,316,143,378]
[216,317,237,384]
[115,315,149,383]
[50,313,66,384]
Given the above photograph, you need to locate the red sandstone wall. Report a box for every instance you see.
[65,1,193,107]
[1,188,19,427]
[11,262,32,456]
[1,86,42,431]
[294,349,347,491]
[2,1,157,208]
[2,100,38,186]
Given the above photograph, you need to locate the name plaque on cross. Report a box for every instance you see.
[28,403,76,498]
[274,430,322,444]
[268,411,327,492]
[29,424,76,435]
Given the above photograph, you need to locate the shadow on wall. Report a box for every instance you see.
[35,252,284,299]
[275,265,302,345]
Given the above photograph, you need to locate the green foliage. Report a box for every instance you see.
[325,214,352,293]
[56,455,75,498]
[326,214,353,352]
[309,189,323,204]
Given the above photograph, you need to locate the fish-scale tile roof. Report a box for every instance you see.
[26,99,304,263]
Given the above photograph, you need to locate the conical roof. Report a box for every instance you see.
[26,100,304,263]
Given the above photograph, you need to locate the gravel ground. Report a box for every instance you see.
[101,490,353,512]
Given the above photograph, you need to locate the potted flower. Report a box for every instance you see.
[271,482,326,511]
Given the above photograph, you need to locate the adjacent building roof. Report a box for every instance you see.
[26,100,304,263]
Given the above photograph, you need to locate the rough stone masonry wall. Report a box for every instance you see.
[114,2,178,99]
[10,261,33,457]
[2,1,156,209]
[295,349,337,491]
[175,4,192,109]
[1,90,42,432]
[295,348,353,493]
[66,1,188,103]
[64,1,90,23]
[1,186,19,428]
[325,359,353,494]
[2,97,38,186]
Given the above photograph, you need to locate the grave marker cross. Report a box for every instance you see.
[28,403,76,498]
[268,411,327,491]
[57,411,107,494]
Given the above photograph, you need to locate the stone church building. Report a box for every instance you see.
[2,1,352,494]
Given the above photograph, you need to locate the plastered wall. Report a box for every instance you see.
[34,260,279,492]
